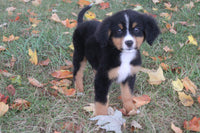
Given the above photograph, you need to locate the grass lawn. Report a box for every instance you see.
[0,0,200,132]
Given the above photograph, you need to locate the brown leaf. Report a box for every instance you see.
[51,70,73,79]
[77,0,91,8]
[62,122,82,133]
[62,19,77,28]
[10,98,31,110]
[171,123,183,133]
[160,63,169,71]
[29,17,41,25]
[38,58,50,66]
[28,77,45,88]
[50,79,72,87]
[132,95,151,108]
[178,92,194,106]
[51,86,76,96]
[0,93,9,104]
[6,84,15,96]
[184,117,200,132]
[3,35,19,42]
[182,77,197,95]
[99,2,110,9]
[198,96,200,104]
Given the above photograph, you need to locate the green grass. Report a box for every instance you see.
[0,0,200,132]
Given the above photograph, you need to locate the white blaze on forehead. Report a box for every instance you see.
[123,14,136,50]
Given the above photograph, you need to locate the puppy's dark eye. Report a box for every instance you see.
[133,28,140,33]
[117,29,122,34]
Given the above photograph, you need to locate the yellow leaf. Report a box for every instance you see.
[3,35,19,42]
[172,78,183,91]
[188,35,198,46]
[160,12,172,20]
[69,43,74,50]
[141,66,165,85]
[0,102,9,117]
[178,92,194,106]
[28,48,38,65]
[182,77,197,95]
[85,11,96,20]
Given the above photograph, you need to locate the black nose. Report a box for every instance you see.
[125,40,133,47]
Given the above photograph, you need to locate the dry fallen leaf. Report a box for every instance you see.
[62,122,82,133]
[50,79,72,87]
[32,0,42,6]
[83,103,95,112]
[50,13,61,23]
[51,70,73,79]
[99,2,110,9]
[141,66,165,85]
[10,98,31,110]
[61,19,77,28]
[152,0,160,4]
[142,51,149,56]
[0,93,9,104]
[178,92,194,106]
[164,2,178,11]
[184,116,200,132]
[182,77,197,95]
[28,77,45,88]
[77,0,91,7]
[38,58,50,66]
[0,46,6,52]
[51,86,76,96]
[172,78,183,92]
[160,12,172,20]
[171,122,183,133]
[185,1,194,9]
[163,46,174,52]
[90,110,126,133]
[85,11,96,20]
[0,102,9,117]
[29,17,41,25]
[6,84,15,96]
[131,120,142,131]
[6,7,16,12]
[160,63,169,71]
[187,35,198,46]
[3,35,19,42]
[28,48,38,65]
[132,95,151,108]
[198,96,200,104]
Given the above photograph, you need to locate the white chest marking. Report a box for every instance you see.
[117,50,137,83]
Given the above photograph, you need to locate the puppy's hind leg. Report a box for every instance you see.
[73,50,87,94]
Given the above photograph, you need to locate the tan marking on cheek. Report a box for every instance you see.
[118,24,123,29]
[108,67,120,80]
[132,22,137,28]
[108,30,111,37]
[120,83,137,113]
[74,57,87,93]
[130,66,142,74]
[135,36,144,49]
[94,102,108,116]
[112,37,124,50]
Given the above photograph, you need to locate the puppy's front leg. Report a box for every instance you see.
[94,72,111,116]
[120,75,137,114]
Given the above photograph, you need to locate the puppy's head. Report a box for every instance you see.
[95,10,160,51]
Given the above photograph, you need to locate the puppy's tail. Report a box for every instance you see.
[77,3,93,25]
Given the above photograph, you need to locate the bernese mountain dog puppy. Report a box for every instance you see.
[72,4,160,116]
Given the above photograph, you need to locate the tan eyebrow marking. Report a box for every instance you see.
[132,22,137,28]
[118,24,123,29]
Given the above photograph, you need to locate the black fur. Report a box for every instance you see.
[73,5,160,107]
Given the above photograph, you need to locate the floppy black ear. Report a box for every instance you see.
[95,17,111,47]
[143,15,160,45]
